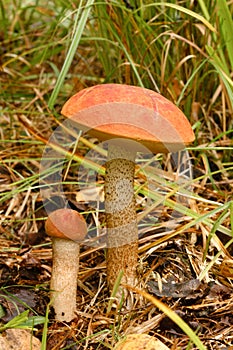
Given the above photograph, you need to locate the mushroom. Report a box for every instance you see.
[45,208,87,322]
[61,84,194,296]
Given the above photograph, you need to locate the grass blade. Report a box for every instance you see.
[126,286,207,350]
[196,0,210,20]
[48,0,95,109]
[145,2,216,32]
[216,0,233,70]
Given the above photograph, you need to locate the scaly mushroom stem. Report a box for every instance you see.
[105,143,138,294]
[50,238,80,322]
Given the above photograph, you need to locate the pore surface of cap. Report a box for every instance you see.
[61,84,195,153]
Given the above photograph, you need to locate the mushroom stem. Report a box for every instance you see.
[50,238,80,322]
[105,143,138,293]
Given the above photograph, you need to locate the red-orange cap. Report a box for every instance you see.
[61,84,195,153]
[45,208,87,241]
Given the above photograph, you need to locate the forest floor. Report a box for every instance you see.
[0,1,233,349]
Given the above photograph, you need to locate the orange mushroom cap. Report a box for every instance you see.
[45,208,87,241]
[61,84,195,153]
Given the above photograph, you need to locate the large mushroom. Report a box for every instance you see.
[45,208,87,322]
[61,84,194,296]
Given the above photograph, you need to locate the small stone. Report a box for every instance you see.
[114,333,170,349]
[0,328,41,350]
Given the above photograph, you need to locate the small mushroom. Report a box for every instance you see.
[45,208,87,322]
[61,84,194,296]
